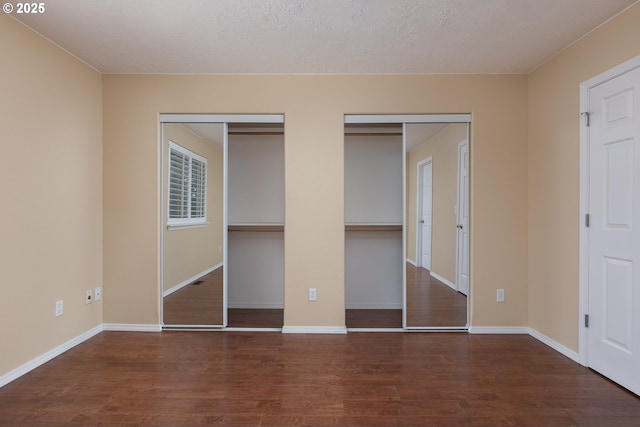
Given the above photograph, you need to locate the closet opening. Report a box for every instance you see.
[227,123,284,329]
[344,115,470,331]
[344,123,404,329]
[159,114,284,330]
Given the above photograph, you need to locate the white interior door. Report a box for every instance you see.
[420,161,433,270]
[456,140,469,296]
[587,65,640,395]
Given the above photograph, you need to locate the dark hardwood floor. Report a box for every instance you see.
[228,309,283,328]
[1,332,638,426]
[346,309,402,328]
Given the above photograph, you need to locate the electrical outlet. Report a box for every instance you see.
[497,289,505,302]
[55,300,63,317]
[94,287,102,301]
[308,288,317,302]
[85,289,93,304]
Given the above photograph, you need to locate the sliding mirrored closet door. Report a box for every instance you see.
[344,115,470,330]
[160,114,285,329]
[405,122,469,328]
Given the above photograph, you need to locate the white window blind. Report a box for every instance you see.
[168,141,207,226]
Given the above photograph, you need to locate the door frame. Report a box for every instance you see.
[345,114,471,331]
[416,156,433,270]
[159,113,284,330]
[579,54,640,365]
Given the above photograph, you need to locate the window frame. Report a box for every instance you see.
[167,140,208,228]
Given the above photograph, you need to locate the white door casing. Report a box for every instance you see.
[456,140,470,296]
[417,159,433,270]
[585,64,640,395]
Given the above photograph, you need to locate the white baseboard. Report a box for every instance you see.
[345,303,403,309]
[528,328,580,364]
[163,263,222,297]
[103,323,162,332]
[406,258,417,267]
[468,326,529,334]
[282,326,348,334]
[227,303,283,309]
[430,271,457,291]
[0,324,103,388]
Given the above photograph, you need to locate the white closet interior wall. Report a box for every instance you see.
[228,134,284,223]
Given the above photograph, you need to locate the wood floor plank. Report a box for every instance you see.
[0,332,639,426]
[228,309,283,328]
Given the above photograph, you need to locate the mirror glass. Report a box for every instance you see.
[406,123,469,327]
[162,122,224,327]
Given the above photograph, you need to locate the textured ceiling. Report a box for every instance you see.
[10,0,637,74]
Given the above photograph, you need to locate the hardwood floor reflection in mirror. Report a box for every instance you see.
[406,262,467,327]
[163,267,223,325]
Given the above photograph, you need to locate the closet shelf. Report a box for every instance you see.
[228,224,284,232]
[345,224,403,232]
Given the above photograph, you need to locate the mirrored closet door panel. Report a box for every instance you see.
[405,122,469,328]
[161,122,225,327]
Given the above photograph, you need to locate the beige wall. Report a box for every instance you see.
[407,124,467,284]
[0,15,102,376]
[162,124,223,293]
[102,73,529,328]
[528,4,640,351]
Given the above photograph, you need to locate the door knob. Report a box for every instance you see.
[456,224,463,229]
[420,220,425,223]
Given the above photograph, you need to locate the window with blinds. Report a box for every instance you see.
[168,141,207,226]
